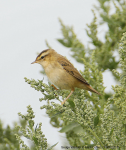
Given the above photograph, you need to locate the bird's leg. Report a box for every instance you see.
[51,84,58,97]
[61,90,74,105]
[51,84,58,90]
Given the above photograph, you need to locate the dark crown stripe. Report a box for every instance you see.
[37,49,49,58]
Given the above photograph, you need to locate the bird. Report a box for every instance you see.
[31,49,101,105]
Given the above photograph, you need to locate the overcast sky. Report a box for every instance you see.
[0,0,117,149]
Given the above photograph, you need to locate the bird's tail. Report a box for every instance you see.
[87,85,101,95]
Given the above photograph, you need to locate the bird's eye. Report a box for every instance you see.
[41,56,45,59]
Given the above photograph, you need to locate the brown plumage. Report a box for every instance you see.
[31,49,101,105]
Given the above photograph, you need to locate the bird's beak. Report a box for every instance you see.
[31,60,37,64]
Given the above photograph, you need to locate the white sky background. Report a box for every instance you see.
[0,0,117,149]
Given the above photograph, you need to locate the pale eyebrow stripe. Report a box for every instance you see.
[37,49,49,58]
